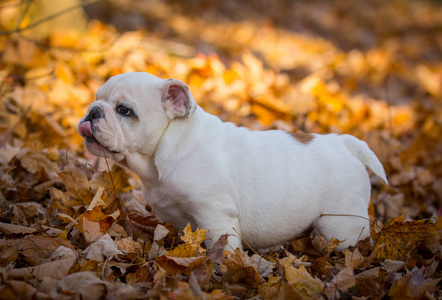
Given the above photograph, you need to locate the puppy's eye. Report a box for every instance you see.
[116,105,133,116]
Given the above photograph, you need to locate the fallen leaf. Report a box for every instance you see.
[148,224,170,260]
[220,248,265,286]
[374,214,438,260]
[331,267,355,293]
[388,267,441,298]
[279,257,324,296]
[0,280,40,299]
[0,222,37,235]
[380,259,406,273]
[51,271,106,300]
[83,234,123,262]
[9,255,76,280]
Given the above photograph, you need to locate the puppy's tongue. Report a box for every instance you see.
[79,121,94,138]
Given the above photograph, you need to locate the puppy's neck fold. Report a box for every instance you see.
[118,153,160,184]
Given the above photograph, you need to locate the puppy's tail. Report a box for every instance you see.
[342,134,388,184]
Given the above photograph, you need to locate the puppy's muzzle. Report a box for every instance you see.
[86,106,104,122]
[79,106,103,138]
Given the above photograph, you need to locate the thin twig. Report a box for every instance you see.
[232,227,265,259]
[350,226,365,263]
[104,157,136,239]
[105,158,122,211]
[320,213,370,221]
[319,213,381,229]
[14,0,32,32]
[0,0,100,35]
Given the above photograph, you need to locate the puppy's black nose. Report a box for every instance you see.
[87,106,103,121]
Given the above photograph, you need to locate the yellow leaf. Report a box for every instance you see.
[181,223,208,247]
[279,258,324,296]
[166,243,199,258]
[165,223,207,257]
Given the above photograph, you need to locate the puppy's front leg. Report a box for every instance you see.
[197,211,243,251]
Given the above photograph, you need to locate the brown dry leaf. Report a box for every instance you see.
[148,224,169,260]
[388,267,441,299]
[75,186,117,242]
[115,236,140,254]
[374,214,438,260]
[0,235,74,266]
[193,234,229,288]
[155,255,206,276]
[47,271,107,300]
[77,206,115,243]
[49,187,83,216]
[220,248,265,286]
[16,148,61,175]
[331,267,355,293]
[126,265,153,284]
[343,248,365,269]
[311,235,342,256]
[279,257,324,297]
[380,259,406,273]
[9,254,76,280]
[82,234,123,262]
[0,221,37,235]
[292,236,322,257]
[0,280,41,300]
[57,167,94,205]
[355,267,387,298]
[125,196,162,231]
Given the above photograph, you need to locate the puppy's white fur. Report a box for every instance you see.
[78,72,387,251]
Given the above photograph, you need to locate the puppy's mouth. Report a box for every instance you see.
[79,121,94,139]
[79,121,120,155]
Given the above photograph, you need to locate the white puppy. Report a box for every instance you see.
[78,72,387,251]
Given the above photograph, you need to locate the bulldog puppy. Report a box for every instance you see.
[78,72,387,251]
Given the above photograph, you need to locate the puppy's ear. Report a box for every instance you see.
[162,79,197,119]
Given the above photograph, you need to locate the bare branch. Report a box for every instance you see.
[0,0,100,35]
[14,0,32,32]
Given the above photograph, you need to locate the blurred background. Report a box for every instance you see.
[0,0,441,220]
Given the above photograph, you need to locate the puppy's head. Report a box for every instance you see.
[78,72,196,161]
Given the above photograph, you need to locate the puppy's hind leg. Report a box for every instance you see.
[314,213,371,251]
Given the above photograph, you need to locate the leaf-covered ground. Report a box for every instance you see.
[0,0,441,298]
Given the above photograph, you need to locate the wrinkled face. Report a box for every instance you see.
[78,72,195,162]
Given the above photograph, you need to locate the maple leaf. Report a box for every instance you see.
[56,167,94,206]
[166,223,208,257]
[75,186,118,243]
[180,223,208,246]
[373,214,438,260]
[279,256,324,297]
[219,248,266,286]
